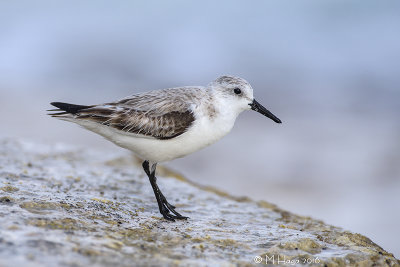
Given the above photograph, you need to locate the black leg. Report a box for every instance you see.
[142,161,188,221]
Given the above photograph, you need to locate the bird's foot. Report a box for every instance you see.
[159,195,188,221]
[142,160,189,222]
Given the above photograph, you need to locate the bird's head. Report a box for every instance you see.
[211,75,282,123]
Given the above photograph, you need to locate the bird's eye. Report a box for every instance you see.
[234,88,241,95]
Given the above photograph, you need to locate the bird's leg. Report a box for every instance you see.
[142,161,166,218]
[147,163,183,216]
[142,161,188,221]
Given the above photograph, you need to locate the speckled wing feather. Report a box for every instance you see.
[50,87,202,140]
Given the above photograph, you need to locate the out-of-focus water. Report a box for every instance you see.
[1,0,399,257]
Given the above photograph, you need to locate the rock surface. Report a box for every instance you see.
[0,139,398,267]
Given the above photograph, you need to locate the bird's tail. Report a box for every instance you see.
[47,102,94,117]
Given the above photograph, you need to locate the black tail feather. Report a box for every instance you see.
[50,102,94,114]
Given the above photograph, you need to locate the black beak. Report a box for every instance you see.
[249,99,282,123]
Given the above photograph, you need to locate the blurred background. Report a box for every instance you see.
[0,0,399,257]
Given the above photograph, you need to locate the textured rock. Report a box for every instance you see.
[0,139,398,267]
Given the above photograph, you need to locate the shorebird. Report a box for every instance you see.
[48,75,281,221]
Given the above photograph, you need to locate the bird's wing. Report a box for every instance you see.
[49,87,200,140]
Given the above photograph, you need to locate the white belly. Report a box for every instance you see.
[71,112,237,163]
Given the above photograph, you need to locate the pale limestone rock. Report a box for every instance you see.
[0,139,398,266]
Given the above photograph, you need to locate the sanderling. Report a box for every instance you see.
[48,75,281,221]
